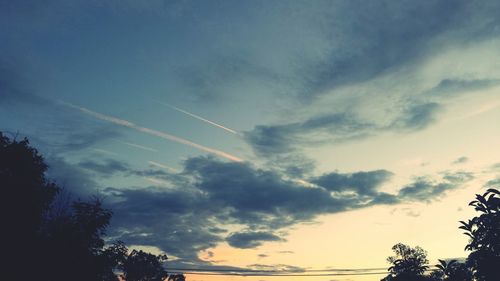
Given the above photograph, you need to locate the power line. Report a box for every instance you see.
[170,271,389,277]
[166,265,439,274]
[166,267,388,273]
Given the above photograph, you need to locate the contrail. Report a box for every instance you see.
[119,141,158,152]
[160,102,240,135]
[148,161,179,173]
[59,101,243,162]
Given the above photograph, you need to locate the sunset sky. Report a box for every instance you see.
[1,1,500,280]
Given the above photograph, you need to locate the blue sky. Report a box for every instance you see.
[2,1,500,280]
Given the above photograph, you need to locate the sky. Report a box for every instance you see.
[1,1,500,280]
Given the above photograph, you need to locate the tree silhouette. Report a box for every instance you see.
[1,133,59,279]
[431,259,472,281]
[120,250,169,281]
[459,188,500,281]
[168,274,186,281]
[382,243,430,281]
[40,197,118,281]
[1,132,182,281]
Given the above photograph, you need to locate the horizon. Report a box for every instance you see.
[1,1,500,280]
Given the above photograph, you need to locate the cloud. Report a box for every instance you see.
[44,156,100,196]
[244,113,375,155]
[78,158,130,176]
[397,172,474,202]
[244,102,441,155]
[390,102,441,131]
[485,177,500,188]
[311,170,393,196]
[425,79,500,97]
[104,156,471,264]
[452,156,469,165]
[226,231,284,249]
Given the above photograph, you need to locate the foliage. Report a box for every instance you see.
[0,132,183,281]
[382,243,430,281]
[459,188,500,281]
[1,133,60,279]
[120,250,169,281]
[168,274,186,281]
[432,259,472,281]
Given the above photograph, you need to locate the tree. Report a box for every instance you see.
[120,250,169,281]
[40,197,118,281]
[1,132,179,281]
[382,243,430,281]
[1,133,59,279]
[432,259,472,281]
[459,188,500,281]
[168,274,186,281]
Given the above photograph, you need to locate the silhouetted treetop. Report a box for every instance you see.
[460,188,499,281]
[382,243,430,281]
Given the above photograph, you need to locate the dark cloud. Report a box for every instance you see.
[311,170,393,196]
[78,158,130,176]
[297,1,464,98]
[391,102,441,131]
[106,186,222,262]
[244,102,441,155]
[398,172,474,202]
[226,231,284,249]
[244,113,375,155]
[103,156,470,264]
[452,156,469,165]
[167,1,500,103]
[45,156,100,196]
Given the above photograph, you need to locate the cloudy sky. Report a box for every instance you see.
[2,1,500,280]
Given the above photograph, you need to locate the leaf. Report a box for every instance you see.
[486,188,500,195]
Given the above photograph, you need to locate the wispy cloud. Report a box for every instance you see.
[119,141,158,152]
[58,101,243,162]
[91,148,118,156]
[160,102,240,135]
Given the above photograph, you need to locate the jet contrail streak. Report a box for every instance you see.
[59,101,243,162]
[160,102,239,135]
[148,161,179,173]
[119,141,158,152]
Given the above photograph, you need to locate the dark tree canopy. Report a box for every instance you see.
[1,133,59,279]
[120,250,169,281]
[382,243,430,281]
[1,132,184,281]
[431,259,472,281]
[460,188,500,281]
